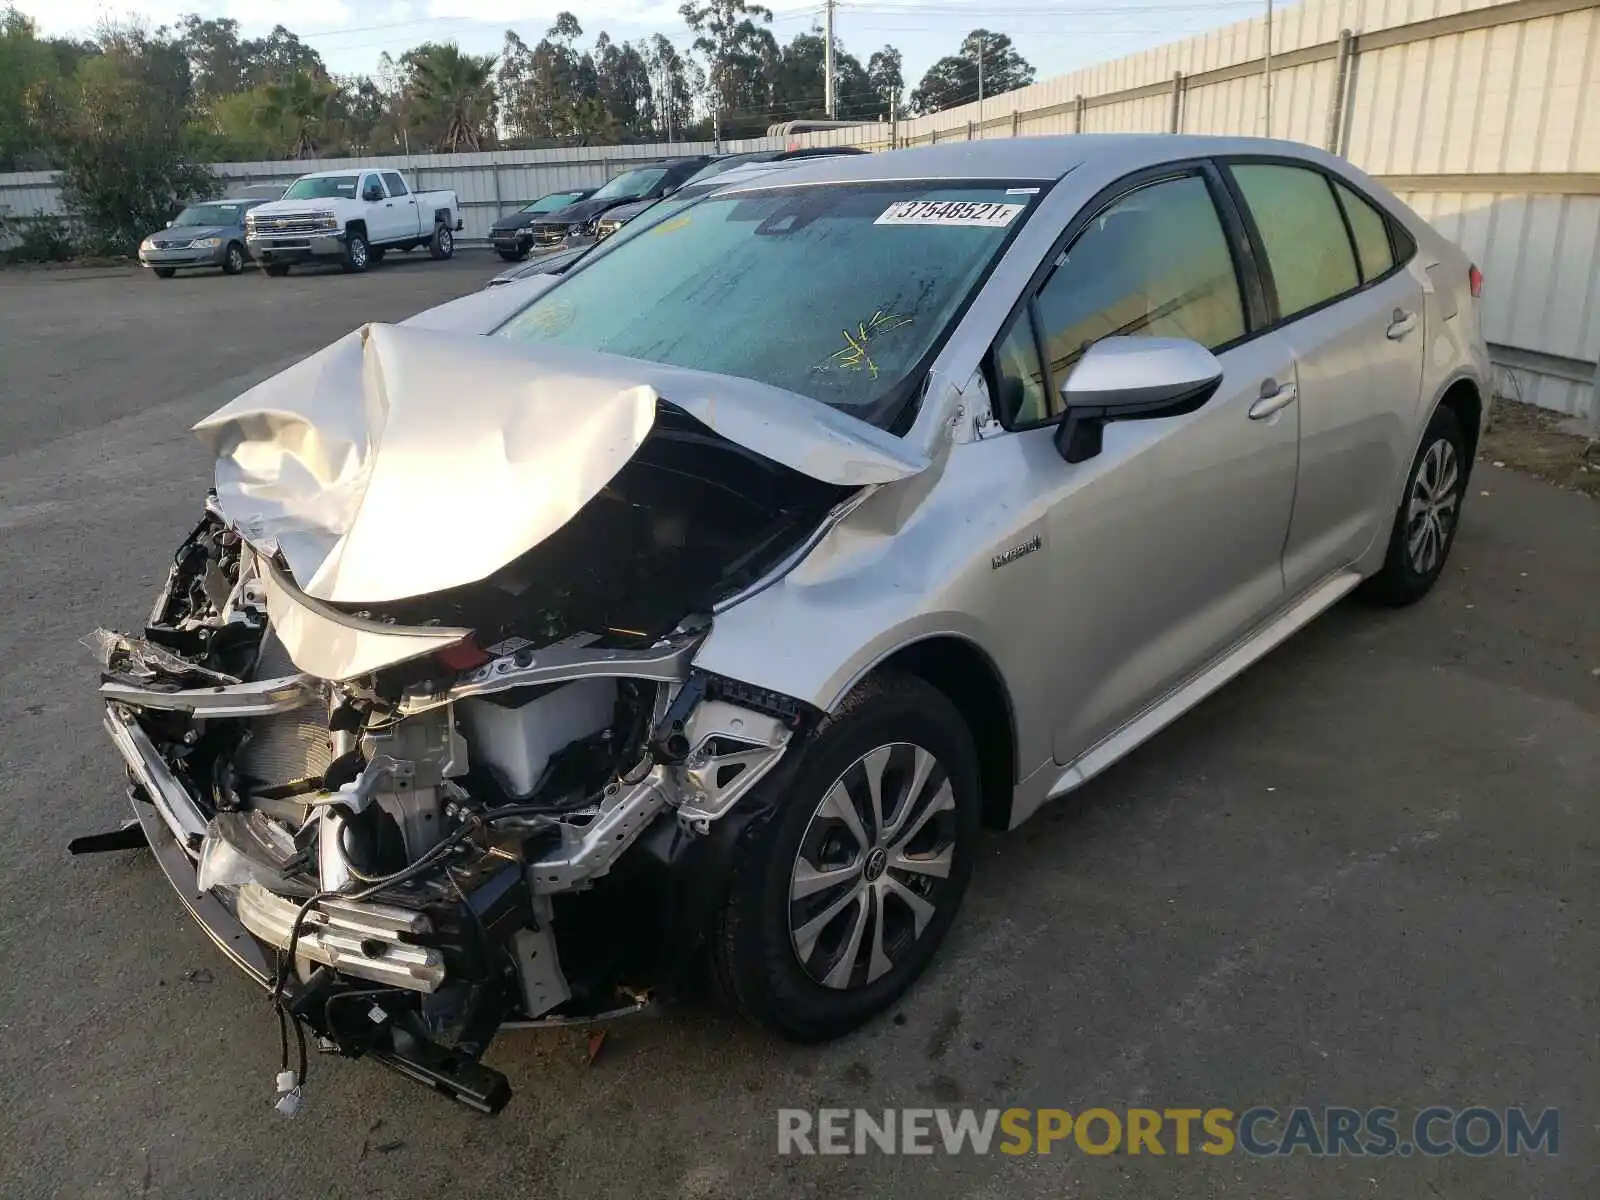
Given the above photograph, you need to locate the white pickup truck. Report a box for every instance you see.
[243,167,464,275]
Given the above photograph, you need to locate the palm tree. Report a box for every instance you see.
[260,70,335,158]
[399,42,497,152]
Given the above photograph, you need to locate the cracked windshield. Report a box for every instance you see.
[496,184,1038,428]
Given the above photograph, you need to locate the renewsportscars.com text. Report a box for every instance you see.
[776,1106,1560,1157]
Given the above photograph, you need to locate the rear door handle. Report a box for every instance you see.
[1248,378,1297,420]
[1386,309,1418,339]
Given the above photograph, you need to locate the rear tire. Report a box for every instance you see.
[429,223,454,260]
[222,243,245,275]
[711,673,981,1043]
[1358,405,1468,607]
[262,262,291,278]
[152,268,175,279]
[341,230,370,273]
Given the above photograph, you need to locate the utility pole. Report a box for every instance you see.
[824,0,836,117]
[1263,0,1274,137]
[977,32,985,106]
[713,28,724,152]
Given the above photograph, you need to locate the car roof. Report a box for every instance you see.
[716,133,1345,189]
[293,167,371,179]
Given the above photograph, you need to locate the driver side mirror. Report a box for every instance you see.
[364,185,385,202]
[1055,336,1223,463]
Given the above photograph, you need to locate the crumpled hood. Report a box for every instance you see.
[194,322,928,605]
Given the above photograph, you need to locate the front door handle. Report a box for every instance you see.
[1386,308,1418,339]
[1248,378,1297,420]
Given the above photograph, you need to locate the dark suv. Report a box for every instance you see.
[520,158,710,256]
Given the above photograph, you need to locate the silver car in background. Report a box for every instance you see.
[138,198,271,278]
[81,136,1488,1113]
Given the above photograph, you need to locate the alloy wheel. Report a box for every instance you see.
[788,742,959,990]
[439,228,453,255]
[1405,437,1459,575]
[350,238,368,269]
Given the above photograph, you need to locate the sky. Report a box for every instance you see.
[11,0,1271,108]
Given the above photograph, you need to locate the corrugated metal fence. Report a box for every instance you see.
[3,0,1596,420]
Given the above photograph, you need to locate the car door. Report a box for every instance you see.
[1223,161,1427,594]
[982,166,1302,765]
[381,171,421,240]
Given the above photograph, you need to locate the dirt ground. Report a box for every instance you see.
[1480,396,1599,497]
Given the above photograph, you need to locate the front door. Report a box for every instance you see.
[989,169,1302,765]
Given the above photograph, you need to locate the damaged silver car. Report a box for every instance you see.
[79,137,1489,1113]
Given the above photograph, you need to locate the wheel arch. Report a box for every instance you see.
[1383,367,1487,521]
[1437,375,1484,465]
[345,218,368,239]
[863,635,1019,831]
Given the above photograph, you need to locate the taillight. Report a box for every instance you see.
[1468,264,1483,298]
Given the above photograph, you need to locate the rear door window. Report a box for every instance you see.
[1229,163,1360,319]
[1331,179,1395,282]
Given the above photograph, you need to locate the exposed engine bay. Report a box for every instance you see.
[78,390,853,1113]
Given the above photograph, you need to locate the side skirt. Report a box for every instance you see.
[1045,569,1364,800]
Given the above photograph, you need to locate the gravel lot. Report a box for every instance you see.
[0,254,1596,1199]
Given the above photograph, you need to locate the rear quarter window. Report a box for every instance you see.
[1331,179,1395,282]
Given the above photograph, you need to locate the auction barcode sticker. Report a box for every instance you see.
[875,200,1026,227]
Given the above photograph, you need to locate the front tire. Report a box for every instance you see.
[222,243,245,275]
[712,674,981,1043]
[152,267,175,279]
[497,248,525,262]
[1359,405,1468,606]
[262,262,290,278]
[429,223,454,260]
[342,230,370,273]
[368,246,386,265]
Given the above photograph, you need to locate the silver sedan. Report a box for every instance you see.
[85,135,1489,1109]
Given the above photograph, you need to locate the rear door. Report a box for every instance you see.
[1222,160,1427,594]
[381,171,421,239]
[980,165,1301,763]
